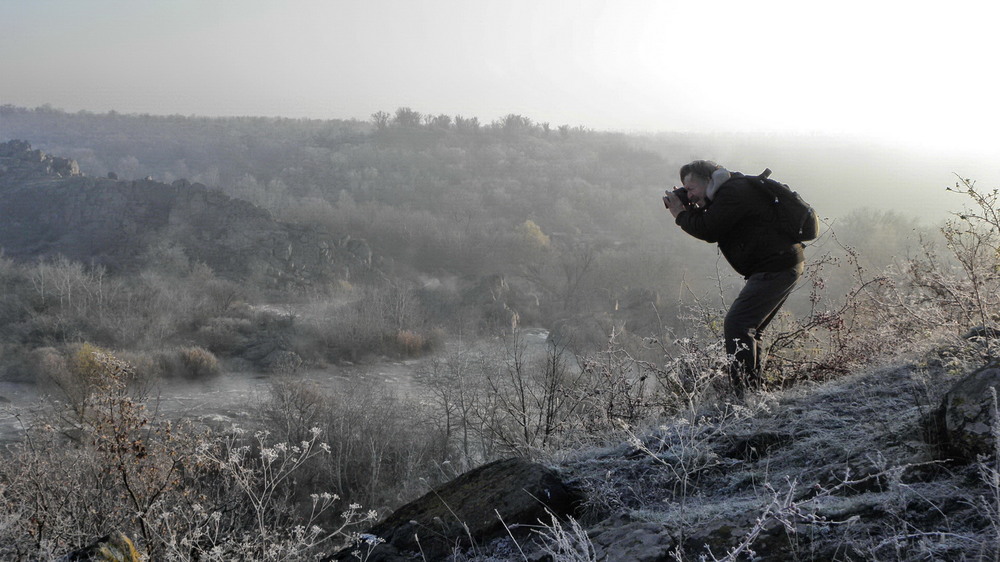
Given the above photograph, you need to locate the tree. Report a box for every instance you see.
[516,219,551,249]
[905,178,1000,330]
[393,107,422,128]
[428,114,452,129]
[455,115,480,133]
[370,110,391,130]
[421,351,485,469]
[522,241,599,313]
[495,114,534,135]
[478,330,587,454]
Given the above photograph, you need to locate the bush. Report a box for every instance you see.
[30,346,68,386]
[0,344,64,383]
[392,328,444,357]
[261,378,449,510]
[395,329,425,355]
[178,346,221,379]
[121,346,221,381]
[0,351,375,560]
[37,342,124,413]
[194,316,253,355]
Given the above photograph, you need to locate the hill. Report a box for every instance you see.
[0,139,376,290]
[0,107,997,560]
[334,348,999,561]
[0,105,952,340]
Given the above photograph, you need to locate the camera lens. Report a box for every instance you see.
[674,187,690,207]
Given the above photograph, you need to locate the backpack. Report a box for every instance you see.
[746,168,819,242]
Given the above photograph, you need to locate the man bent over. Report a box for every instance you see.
[663,160,804,396]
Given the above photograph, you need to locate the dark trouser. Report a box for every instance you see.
[724,263,803,394]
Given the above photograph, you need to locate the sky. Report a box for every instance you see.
[1,0,998,158]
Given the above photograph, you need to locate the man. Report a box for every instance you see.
[663,160,804,395]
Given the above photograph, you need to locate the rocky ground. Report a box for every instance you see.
[339,344,1000,561]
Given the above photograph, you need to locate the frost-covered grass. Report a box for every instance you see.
[537,352,999,561]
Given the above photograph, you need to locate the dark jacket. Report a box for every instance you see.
[675,172,804,278]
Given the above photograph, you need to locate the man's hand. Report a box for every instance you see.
[663,190,685,218]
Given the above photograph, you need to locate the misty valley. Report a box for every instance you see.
[1,106,999,560]
[0,321,554,446]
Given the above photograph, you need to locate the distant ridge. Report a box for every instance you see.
[0,140,375,288]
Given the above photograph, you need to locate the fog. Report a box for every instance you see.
[0,105,979,391]
[639,132,1000,224]
[2,1,998,158]
[2,2,1000,555]
[4,0,996,221]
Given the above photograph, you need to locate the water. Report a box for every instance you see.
[0,328,551,441]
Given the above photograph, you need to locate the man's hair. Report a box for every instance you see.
[679,160,721,183]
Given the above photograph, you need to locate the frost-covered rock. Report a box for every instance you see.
[587,514,675,561]
[328,457,584,561]
[934,362,1000,461]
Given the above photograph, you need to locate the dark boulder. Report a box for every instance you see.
[932,362,1000,461]
[328,457,584,561]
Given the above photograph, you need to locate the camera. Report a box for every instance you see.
[663,187,692,209]
[673,187,691,207]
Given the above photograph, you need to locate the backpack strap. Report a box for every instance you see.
[749,169,780,204]
[749,168,819,243]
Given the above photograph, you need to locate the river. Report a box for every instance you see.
[0,328,551,442]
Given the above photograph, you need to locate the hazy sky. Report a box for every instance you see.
[2,0,998,156]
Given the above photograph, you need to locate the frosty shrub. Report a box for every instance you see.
[646,331,731,417]
[0,347,181,556]
[0,349,376,560]
[763,249,904,384]
[394,329,426,356]
[903,178,1000,333]
[178,346,221,379]
[668,242,934,391]
[177,426,378,561]
[261,376,449,510]
[533,509,597,562]
[575,332,661,432]
[134,346,222,380]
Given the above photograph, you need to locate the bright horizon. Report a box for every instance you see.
[2,0,999,158]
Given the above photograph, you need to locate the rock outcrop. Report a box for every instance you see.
[585,514,677,561]
[0,140,374,289]
[0,139,81,181]
[933,361,1000,461]
[328,457,584,561]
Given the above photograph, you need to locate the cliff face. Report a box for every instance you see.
[0,140,371,288]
